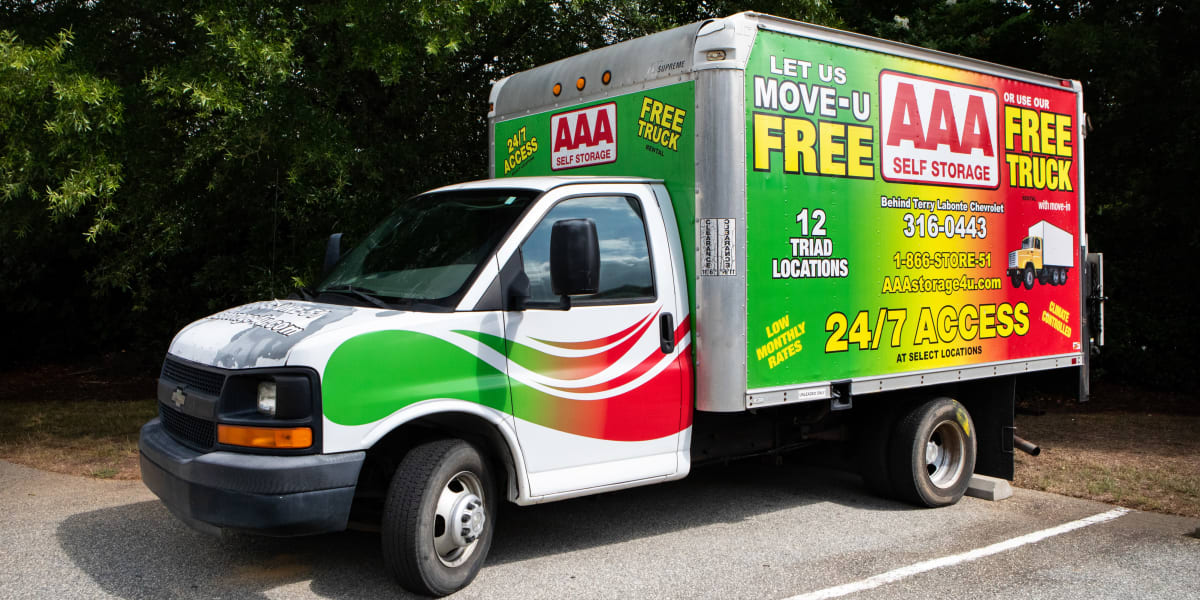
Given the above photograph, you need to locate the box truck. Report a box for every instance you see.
[1008,220,1075,288]
[139,13,1101,596]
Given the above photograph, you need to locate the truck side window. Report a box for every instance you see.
[520,195,655,306]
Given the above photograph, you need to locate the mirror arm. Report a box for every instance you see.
[322,233,343,277]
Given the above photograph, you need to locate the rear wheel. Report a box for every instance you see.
[382,439,496,597]
[888,398,976,507]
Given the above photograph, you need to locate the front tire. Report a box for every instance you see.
[888,398,976,507]
[382,439,496,597]
[1023,265,1036,290]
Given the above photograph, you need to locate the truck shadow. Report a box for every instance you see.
[56,462,911,598]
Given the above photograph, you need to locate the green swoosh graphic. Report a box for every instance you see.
[323,330,509,426]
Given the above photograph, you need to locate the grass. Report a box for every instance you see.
[0,398,158,480]
[1013,411,1200,518]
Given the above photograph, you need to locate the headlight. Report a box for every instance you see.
[212,368,319,453]
[222,372,314,420]
[257,381,277,416]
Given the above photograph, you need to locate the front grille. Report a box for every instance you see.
[1008,252,1018,268]
[159,403,216,450]
[161,358,225,396]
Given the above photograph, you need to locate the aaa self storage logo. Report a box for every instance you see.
[880,71,999,189]
[551,102,617,170]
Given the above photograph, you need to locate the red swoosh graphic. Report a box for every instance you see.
[545,319,691,393]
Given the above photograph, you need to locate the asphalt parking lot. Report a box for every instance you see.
[1,459,1197,599]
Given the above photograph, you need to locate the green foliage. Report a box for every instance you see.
[0,29,123,240]
[0,0,1193,390]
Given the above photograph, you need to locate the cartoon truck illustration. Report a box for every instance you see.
[1008,220,1075,289]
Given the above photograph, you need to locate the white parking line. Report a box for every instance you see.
[783,507,1131,600]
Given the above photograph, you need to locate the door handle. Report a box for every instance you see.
[659,313,675,354]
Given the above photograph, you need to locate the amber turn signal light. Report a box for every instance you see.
[218,424,313,449]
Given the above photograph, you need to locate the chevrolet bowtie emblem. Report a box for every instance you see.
[172,387,186,409]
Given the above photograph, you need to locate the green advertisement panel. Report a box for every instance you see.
[745,31,1082,390]
[493,82,697,286]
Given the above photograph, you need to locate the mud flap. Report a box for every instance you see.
[958,376,1015,481]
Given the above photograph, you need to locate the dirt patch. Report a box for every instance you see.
[0,398,158,479]
[0,356,157,480]
[1013,397,1200,518]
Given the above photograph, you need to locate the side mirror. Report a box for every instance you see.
[323,233,343,277]
[550,219,600,300]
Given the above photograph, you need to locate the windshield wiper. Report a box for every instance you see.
[321,285,392,309]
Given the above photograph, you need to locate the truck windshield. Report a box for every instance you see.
[318,189,537,309]
[1021,237,1033,250]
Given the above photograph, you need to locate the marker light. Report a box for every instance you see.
[602,70,612,85]
[706,50,727,61]
[553,83,562,96]
[257,381,277,416]
[576,77,586,91]
[218,425,313,449]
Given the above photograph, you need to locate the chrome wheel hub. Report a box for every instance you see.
[925,420,966,489]
[433,471,487,567]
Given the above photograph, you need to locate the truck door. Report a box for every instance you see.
[498,184,690,498]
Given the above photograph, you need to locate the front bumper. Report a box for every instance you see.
[139,419,365,536]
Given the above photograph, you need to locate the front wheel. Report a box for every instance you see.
[888,398,976,507]
[382,439,496,597]
[1023,265,1036,290]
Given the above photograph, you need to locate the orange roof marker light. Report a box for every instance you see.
[576,77,586,91]
[552,82,562,96]
[602,70,612,85]
[218,424,313,449]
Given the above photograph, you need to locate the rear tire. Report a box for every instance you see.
[382,439,496,597]
[888,398,976,507]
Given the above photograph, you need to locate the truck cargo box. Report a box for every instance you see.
[490,12,1087,413]
[1030,220,1075,268]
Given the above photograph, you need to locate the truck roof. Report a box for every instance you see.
[490,12,1080,122]
[425,176,663,195]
